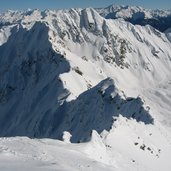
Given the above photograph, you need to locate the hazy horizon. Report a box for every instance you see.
[0,0,171,12]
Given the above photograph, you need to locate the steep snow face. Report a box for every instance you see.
[0,5,171,170]
[48,8,171,101]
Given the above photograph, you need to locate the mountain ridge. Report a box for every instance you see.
[1,4,171,32]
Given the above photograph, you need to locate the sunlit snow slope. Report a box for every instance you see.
[0,5,171,171]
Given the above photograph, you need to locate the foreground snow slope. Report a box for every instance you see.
[0,4,171,171]
[0,119,171,171]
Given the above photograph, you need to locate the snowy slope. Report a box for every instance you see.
[0,4,171,171]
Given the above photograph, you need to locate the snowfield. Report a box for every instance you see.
[0,120,171,171]
[0,4,171,171]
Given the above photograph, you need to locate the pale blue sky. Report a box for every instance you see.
[0,0,171,12]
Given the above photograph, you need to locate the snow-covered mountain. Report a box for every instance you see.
[0,5,171,171]
[97,5,171,32]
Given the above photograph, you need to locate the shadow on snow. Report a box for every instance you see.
[0,22,153,143]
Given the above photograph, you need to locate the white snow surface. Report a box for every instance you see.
[0,5,171,171]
